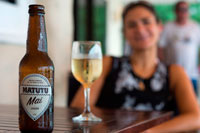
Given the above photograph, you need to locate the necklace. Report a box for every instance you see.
[130,57,159,91]
[138,80,145,91]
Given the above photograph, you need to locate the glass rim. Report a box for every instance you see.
[73,41,101,45]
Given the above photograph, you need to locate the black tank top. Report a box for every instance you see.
[96,57,177,113]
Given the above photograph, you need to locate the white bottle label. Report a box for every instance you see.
[20,74,52,121]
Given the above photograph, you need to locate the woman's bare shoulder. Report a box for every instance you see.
[169,64,186,76]
[169,64,189,90]
[102,56,113,77]
[103,55,112,62]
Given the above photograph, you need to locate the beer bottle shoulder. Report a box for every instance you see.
[19,53,54,70]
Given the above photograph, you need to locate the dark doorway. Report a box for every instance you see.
[73,0,106,54]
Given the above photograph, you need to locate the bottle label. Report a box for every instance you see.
[20,74,52,121]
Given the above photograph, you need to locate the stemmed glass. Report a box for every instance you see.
[71,41,102,122]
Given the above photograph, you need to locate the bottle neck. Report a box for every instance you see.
[26,14,48,54]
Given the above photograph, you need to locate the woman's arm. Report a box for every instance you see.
[70,56,113,109]
[146,64,200,133]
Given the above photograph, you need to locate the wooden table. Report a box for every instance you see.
[0,105,172,133]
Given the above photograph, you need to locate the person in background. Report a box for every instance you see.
[159,1,200,94]
[71,1,200,132]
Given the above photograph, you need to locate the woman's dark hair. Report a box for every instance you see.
[122,1,159,23]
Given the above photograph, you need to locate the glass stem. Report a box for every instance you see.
[84,88,91,114]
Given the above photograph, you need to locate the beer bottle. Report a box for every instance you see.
[19,5,54,132]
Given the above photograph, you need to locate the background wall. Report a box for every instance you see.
[106,0,200,56]
[0,0,73,107]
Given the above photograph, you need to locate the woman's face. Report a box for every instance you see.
[124,7,161,50]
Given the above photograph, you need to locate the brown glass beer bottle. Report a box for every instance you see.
[19,5,54,132]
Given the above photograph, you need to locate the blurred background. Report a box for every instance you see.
[0,0,200,107]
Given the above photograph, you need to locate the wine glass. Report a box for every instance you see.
[71,41,102,122]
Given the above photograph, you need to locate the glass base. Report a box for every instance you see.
[72,112,102,122]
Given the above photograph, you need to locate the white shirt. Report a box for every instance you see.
[159,21,200,79]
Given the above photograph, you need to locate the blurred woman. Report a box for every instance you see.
[71,1,200,132]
